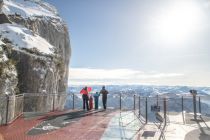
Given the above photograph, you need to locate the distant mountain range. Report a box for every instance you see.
[65,85,210,121]
[67,85,210,96]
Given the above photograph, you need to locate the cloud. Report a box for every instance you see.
[69,68,140,80]
[68,68,184,85]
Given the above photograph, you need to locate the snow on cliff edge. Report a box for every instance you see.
[1,0,60,19]
[0,40,5,45]
[0,23,54,54]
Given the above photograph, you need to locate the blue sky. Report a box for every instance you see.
[47,0,210,86]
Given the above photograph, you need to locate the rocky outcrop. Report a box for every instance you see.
[0,0,71,112]
[0,44,18,96]
[0,13,11,24]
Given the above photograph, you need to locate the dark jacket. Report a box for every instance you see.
[100,89,108,97]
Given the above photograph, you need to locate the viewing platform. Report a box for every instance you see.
[0,93,210,140]
[0,109,210,140]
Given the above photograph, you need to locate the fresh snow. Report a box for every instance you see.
[1,0,60,19]
[42,124,60,131]
[0,23,54,54]
[0,40,5,46]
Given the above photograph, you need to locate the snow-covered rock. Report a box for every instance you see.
[0,40,5,45]
[1,0,59,19]
[0,0,71,112]
[0,23,53,54]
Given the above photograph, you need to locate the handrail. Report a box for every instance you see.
[0,94,24,98]
[15,94,24,97]
[1,93,210,98]
[23,93,67,96]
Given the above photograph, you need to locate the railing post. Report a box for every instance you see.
[120,94,122,110]
[182,96,184,112]
[145,97,148,124]
[190,90,197,120]
[193,95,197,119]
[139,96,141,116]
[134,94,136,110]
[164,98,167,125]
[21,94,24,116]
[5,95,9,125]
[72,94,75,110]
[52,94,55,111]
[199,96,201,113]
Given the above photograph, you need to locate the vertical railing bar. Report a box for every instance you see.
[139,96,141,116]
[21,94,24,116]
[5,95,9,125]
[164,98,167,125]
[193,95,197,119]
[73,93,75,110]
[52,93,55,112]
[199,96,201,113]
[120,93,122,110]
[182,96,184,112]
[145,97,148,124]
[134,94,136,110]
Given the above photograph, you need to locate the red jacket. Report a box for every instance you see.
[80,89,88,95]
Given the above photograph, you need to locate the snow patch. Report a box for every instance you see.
[0,23,54,54]
[42,124,60,131]
[62,121,70,125]
[0,40,5,46]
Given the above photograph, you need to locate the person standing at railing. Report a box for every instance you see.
[93,92,100,109]
[80,86,90,110]
[100,86,109,110]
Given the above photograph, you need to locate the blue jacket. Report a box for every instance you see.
[93,92,100,99]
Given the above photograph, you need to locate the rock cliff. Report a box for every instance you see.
[0,0,71,113]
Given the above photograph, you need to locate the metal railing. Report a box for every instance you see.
[23,93,67,112]
[65,93,210,123]
[1,92,210,126]
[0,94,24,125]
